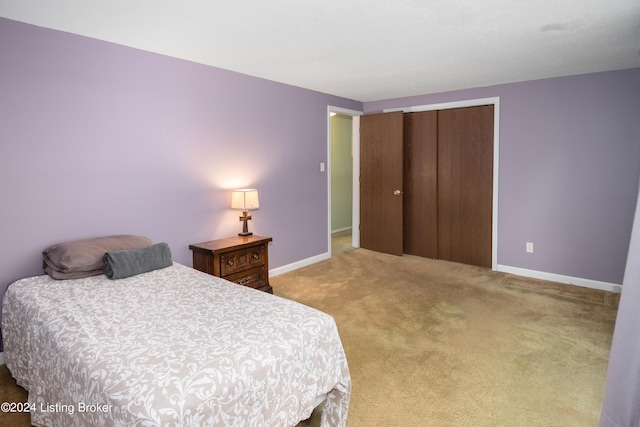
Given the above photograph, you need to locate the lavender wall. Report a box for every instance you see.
[365,68,640,285]
[2,17,638,304]
[0,18,362,300]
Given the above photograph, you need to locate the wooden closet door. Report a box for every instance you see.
[437,105,494,268]
[403,111,438,258]
[360,112,404,256]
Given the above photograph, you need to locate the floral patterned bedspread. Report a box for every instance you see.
[2,263,350,426]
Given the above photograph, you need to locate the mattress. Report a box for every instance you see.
[2,263,350,426]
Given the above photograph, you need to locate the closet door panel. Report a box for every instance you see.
[437,105,494,268]
[360,111,404,256]
[403,111,438,258]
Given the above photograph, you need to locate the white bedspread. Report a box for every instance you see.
[2,263,350,426]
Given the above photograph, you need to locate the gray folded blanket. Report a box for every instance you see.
[104,242,173,280]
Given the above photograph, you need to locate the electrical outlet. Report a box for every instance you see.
[526,242,534,253]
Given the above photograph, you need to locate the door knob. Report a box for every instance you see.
[393,190,402,196]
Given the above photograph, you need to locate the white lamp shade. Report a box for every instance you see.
[231,189,259,210]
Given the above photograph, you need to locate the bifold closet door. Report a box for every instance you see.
[360,111,404,256]
[403,111,438,258]
[437,105,494,268]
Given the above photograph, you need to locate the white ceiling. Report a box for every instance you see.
[1,0,639,102]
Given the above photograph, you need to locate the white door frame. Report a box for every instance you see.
[327,106,363,256]
[384,96,500,270]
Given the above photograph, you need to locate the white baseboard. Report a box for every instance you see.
[497,264,622,293]
[331,226,352,234]
[270,252,330,277]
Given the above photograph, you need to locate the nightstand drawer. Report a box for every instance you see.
[220,245,265,276]
[224,266,267,290]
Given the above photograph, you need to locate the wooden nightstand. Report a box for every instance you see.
[189,235,273,293]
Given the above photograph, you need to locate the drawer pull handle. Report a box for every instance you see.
[252,254,259,259]
[227,260,233,266]
[236,276,251,285]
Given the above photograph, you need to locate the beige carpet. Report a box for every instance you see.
[332,230,356,256]
[0,364,29,427]
[274,248,619,427]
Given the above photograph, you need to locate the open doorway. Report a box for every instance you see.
[330,112,354,255]
[327,106,362,257]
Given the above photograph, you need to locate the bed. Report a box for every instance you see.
[2,257,350,426]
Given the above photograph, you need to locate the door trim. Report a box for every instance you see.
[384,97,500,270]
[327,106,363,256]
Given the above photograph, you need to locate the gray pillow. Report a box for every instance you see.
[43,235,153,279]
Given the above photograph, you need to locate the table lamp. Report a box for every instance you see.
[231,189,259,236]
